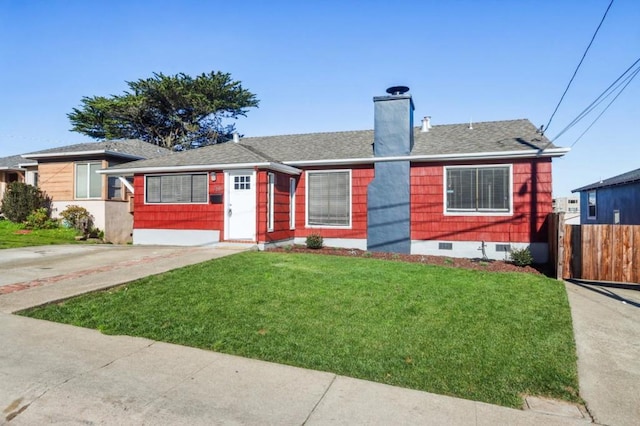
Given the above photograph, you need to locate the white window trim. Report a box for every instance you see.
[289,177,296,230]
[144,173,209,205]
[587,190,597,219]
[267,172,275,232]
[442,164,513,217]
[305,169,352,229]
[75,161,102,200]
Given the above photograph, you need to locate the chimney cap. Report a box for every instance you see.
[386,86,410,95]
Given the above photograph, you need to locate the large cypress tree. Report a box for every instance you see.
[68,71,259,149]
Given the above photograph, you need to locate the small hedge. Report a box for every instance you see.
[306,233,323,249]
[510,247,534,267]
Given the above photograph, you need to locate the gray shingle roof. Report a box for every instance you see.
[572,167,640,192]
[104,118,561,172]
[0,154,36,169]
[107,142,272,170]
[23,139,171,160]
[241,118,554,162]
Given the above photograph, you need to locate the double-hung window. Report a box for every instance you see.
[445,165,511,214]
[306,170,351,227]
[145,173,208,203]
[76,162,102,199]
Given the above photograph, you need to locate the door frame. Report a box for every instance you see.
[224,169,257,241]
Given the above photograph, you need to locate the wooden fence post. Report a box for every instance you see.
[556,213,565,280]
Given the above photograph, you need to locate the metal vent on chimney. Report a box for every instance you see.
[386,86,410,95]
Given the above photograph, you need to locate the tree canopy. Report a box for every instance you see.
[68,71,259,149]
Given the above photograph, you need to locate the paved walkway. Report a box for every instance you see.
[0,244,630,424]
[565,280,640,426]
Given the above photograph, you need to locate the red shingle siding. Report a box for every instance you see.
[258,171,295,243]
[132,173,225,232]
[293,166,373,239]
[410,158,552,243]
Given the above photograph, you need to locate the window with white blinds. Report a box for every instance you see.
[445,166,511,213]
[145,174,208,203]
[306,171,351,226]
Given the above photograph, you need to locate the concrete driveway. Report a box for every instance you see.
[0,244,252,313]
[565,280,640,426]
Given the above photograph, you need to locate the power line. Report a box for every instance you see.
[570,65,640,147]
[544,0,615,134]
[551,55,640,141]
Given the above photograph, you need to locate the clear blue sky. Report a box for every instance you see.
[1,0,638,196]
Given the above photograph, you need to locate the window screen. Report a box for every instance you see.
[307,171,350,226]
[446,166,510,213]
[146,174,208,203]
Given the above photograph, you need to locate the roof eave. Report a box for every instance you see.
[572,178,640,193]
[97,162,303,176]
[22,150,145,160]
[284,147,570,167]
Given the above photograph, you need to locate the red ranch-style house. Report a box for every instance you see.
[99,87,569,263]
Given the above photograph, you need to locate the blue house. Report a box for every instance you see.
[572,167,640,225]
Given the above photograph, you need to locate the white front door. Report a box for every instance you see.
[225,170,256,240]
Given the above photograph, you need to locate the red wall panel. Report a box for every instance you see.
[293,165,373,240]
[258,171,296,244]
[410,158,553,243]
[133,172,225,232]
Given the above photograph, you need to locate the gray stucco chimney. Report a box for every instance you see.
[367,86,414,254]
[372,86,414,155]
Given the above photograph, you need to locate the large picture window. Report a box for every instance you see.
[75,162,102,199]
[445,165,511,213]
[306,170,351,227]
[145,174,208,204]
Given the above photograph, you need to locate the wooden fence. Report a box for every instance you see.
[549,213,640,284]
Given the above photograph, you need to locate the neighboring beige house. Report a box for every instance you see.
[552,196,580,225]
[0,154,38,203]
[22,140,170,243]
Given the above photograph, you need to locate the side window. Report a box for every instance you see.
[587,191,596,219]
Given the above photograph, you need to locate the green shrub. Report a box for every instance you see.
[59,205,94,235]
[305,233,323,249]
[24,208,59,230]
[0,182,52,223]
[510,247,534,267]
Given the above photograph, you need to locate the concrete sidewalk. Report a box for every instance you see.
[565,281,640,426]
[1,313,592,425]
[0,244,595,425]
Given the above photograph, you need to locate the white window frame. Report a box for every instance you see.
[443,164,513,216]
[587,190,597,219]
[305,169,352,228]
[144,173,209,204]
[75,161,102,199]
[289,177,296,230]
[267,172,275,232]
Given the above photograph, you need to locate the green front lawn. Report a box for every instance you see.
[21,251,579,408]
[0,220,80,249]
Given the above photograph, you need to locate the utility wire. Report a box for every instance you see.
[570,65,640,147]
[544,0,615,134]
[551,56,640,141]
